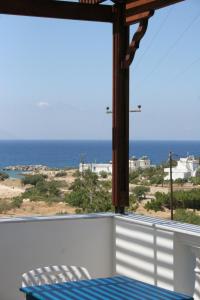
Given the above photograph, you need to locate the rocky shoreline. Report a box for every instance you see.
[2,165,49,172]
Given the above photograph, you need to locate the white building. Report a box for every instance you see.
[129,155,151,171]
[164,155,199,180]
[79,162,112,175]
[79,156,151,175]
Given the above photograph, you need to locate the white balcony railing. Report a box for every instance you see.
[0,213,200,300]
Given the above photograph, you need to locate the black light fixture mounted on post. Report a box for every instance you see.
[106,105,142,114]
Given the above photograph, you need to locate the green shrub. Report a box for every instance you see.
[65,169,112,213]
[55,171,67,177]
[155,192,169,206]
[75,208,83,214]
[145,199,164,212]
[173,189,200,210]
[0,200,11,213]
[0,172,9,181]
[56,211,68,215]
[11,197,23,208]
[20,180,62,203]
[132,185,150,201]
[174,178,188,185]
[140,180,150,186]
[73,170,80,177]
[22,174,47,186]
[144,191,168,212]
[190,177,200,186]
[128,194,139,212]
[149,175,163,185]
[174,209,200,225]
[48,181,60,196]
[99,171,108,179]
[129,171,140,183]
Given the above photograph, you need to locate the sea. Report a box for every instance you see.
[0,140,200,176]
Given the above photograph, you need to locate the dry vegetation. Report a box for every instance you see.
[0,168,200,222]
[0,170,77,217]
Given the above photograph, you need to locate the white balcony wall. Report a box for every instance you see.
[0,215,113,300]
[114,215,200,299]
[114,217,174,288]
[1,213,200,300]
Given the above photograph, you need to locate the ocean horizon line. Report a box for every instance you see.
[0,139,200,142]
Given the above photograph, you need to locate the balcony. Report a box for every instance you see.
[0,213,200,300]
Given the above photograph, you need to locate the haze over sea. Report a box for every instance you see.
[0,140,200,170]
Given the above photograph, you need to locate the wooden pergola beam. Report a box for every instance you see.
[125,10,154,25]
[0,0,114,23]
[126,0,185,16]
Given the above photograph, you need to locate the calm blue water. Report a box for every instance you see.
[0,140,200,171]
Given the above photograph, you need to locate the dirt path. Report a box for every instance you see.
[0,183,25,198]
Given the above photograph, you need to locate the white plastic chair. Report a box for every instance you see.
[22,265,91,287]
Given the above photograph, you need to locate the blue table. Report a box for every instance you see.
[20,275,193,300]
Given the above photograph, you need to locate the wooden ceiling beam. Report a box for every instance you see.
[0,0,114,23]
[126,0,185,16]
[125,10,154,25]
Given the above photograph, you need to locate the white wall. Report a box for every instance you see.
[0,215,113,300]
[79,163,112,174]
[1,213,200,300]
[173,236,195,296]
[114,216,198,298]
[114,217,174,289]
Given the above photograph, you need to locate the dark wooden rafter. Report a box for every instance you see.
[0,0,113,23]
[123,12,154,68]
[126,0,185,16]
[125,9,154,25]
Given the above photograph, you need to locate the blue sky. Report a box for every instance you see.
[0,0,199,140]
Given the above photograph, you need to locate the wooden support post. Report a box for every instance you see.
[112,4,130,214]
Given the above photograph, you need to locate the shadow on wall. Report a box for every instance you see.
[114,219,195,297]
[174,239,195,296]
